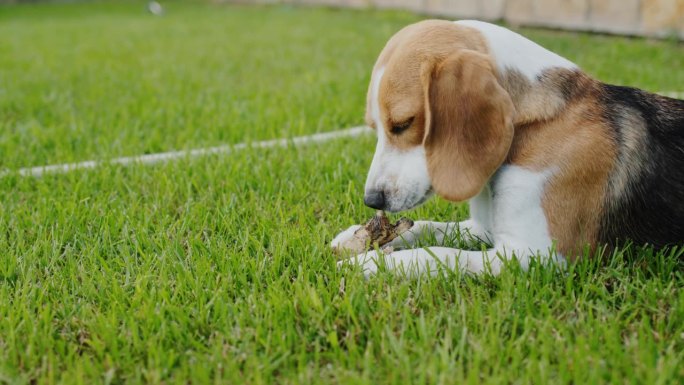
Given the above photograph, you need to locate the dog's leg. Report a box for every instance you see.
[331,218,491,252]
[338,246,565,278]
[384,219,491,250]
[338,247,502,277]
[330,224,364,251]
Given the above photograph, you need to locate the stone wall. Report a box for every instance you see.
[283,0,684,39]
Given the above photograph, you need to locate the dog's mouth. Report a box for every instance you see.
[386,186,434,213]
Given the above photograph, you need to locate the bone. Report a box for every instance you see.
[332,211,414,256]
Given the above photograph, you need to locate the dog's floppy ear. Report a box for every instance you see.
[422,50,514,202]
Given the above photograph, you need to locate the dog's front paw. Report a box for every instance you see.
[330,225,363,254]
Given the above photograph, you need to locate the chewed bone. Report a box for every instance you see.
[332,211,413,256]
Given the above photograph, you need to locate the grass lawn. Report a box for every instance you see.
[1,1,684,384]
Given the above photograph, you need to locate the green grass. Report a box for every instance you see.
[1,1,684,384]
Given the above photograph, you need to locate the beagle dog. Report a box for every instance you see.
[332,20,684,277]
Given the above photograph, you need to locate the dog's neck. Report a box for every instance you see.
[454,21,591,126]
[498,67,596,126]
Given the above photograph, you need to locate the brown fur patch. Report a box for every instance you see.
[507,74,616,259]
[499,68,590,125]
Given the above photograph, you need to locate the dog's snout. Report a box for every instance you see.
[364,190,386,210]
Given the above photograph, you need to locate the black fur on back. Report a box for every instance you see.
[598,85,684,250]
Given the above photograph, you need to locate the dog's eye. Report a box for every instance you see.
[391,117,414,135]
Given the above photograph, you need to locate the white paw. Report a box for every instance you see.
[330,225,362,254]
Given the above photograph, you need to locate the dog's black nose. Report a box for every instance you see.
[364,190,386,210]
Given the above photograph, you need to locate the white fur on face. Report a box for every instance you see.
[365,68,433,212]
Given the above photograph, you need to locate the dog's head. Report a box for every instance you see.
[363,20,515,212]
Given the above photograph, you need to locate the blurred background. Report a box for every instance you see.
[259,0,684,39]
[286,0,684,39]
[3,0,684,39]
